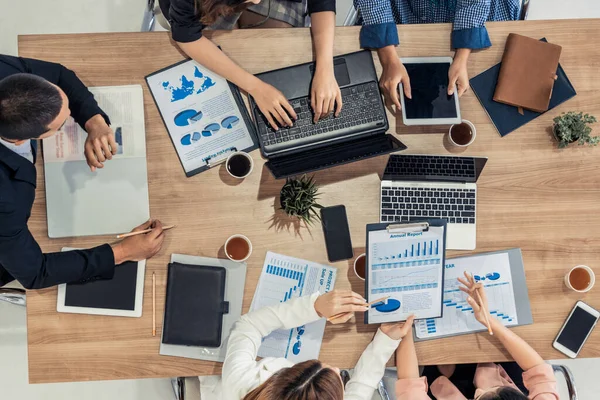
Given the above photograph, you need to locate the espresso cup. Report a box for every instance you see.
[448,119,477,147]
[353,253,366,281]
[224,234,253,262]
[225,151,254,179]
[564,265,595,293]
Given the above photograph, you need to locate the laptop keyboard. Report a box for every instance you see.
[384,155,477,179]
[381,186,476,224]
[255,81,386,151]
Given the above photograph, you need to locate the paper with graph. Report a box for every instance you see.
[250,252,337,362]
[415,252,519,339]
[366,226,446,323]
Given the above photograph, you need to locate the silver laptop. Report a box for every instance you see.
[380,154,487,250]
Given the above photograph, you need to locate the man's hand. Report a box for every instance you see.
[311,66,342,123]
[381,315,415,340]
[111,220,165,265]
[448,48,471,97]
[84,114,117,172]
[377,46,411,112]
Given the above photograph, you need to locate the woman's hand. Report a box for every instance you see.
[381,314,415,340]
[310,67,342,123]
[448,48,471,97]
[458,271,491,327]
[315,290,368,324]
[249,81,297,130]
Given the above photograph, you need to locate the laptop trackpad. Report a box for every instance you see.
[310,58,351,86]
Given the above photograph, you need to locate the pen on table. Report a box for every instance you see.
[116,224,176,239]
[327,296,390,322]
[471,273,494,336]
[152,272,156,337]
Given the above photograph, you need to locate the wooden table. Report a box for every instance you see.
[19,19,600,384]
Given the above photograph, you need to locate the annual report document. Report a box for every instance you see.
[146,59,256,176]
[250,252,337,363]
[366,226,445,323]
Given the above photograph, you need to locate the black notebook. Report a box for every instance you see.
[470,38,577,137]
[64,261,138,311]
[162,262,229,347]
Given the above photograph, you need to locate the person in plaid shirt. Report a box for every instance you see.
[353,0,521,110]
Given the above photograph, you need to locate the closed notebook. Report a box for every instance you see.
[162,262,229,347]
[493,33,562,112]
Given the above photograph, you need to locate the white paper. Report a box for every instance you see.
[43,85,146,162]
[415,252,519,339]
[367,226,445,323]
[146,60,255,173]
[250,252,337,362]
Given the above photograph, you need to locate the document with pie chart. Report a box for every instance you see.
[366,223,446,324]
[146,59,257,176]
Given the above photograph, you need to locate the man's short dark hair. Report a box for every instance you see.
[0,73,63,141]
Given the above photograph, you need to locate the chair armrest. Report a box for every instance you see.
[552,364,578,400]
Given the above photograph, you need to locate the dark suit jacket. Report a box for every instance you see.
[0,55,115,289]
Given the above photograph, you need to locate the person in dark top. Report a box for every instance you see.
[0,54,165,289]
[159,0,340,127]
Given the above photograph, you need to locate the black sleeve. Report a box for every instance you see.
[0,199,115,289]
[307,0,336,14]
[1,55,111,130]
[163,0,205,43]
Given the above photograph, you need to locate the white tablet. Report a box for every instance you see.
[57,248,146,317]
[399,57,462,126]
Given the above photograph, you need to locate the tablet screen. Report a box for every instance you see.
[403,62,458,120]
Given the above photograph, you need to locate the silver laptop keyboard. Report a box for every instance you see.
[381,186,476,224]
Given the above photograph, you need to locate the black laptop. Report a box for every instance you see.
[249,51,406,179]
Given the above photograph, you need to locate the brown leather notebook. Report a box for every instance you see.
[493,33,562,113]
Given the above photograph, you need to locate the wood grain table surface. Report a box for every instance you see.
[18,19,600,383]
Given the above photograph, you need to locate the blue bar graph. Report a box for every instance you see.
[266,264,305,303]
[372,238,441,270]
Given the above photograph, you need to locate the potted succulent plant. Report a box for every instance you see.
[279,175,322,224]
[553,112,598,148]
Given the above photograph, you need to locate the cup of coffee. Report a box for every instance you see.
[565,265,595,293]
[225,234,253,262]
[448,119,476,147]
[226,151,254,179]
[354,253,366,281]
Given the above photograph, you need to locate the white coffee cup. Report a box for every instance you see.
[564,265,595,293]
[224,234,253,262]
[225,151,254,179]
[448,119,477,147]
[354,253,366,281]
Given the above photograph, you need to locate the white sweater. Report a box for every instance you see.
[220,292,400,400]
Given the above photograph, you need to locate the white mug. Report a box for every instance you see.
[224,234,253,262]
[564,265,595,293]
[448,119,477,147]
[225,151,254,179]
[354,253,366,281]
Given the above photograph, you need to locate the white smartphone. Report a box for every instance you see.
[553,301,599,358]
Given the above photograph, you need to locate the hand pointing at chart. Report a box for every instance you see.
[315,290,369,324]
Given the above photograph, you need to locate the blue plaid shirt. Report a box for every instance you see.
[354,0,521,50]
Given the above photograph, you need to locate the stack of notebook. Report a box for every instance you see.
[470,35,577,137]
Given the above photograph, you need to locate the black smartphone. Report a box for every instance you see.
[320,205,353,262]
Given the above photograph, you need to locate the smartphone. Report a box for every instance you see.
[553,301,599,358]
[320,205,353,262]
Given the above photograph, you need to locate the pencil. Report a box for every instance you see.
[116,224,176,239]
[152,272,156,337]
[327,296,390,322]
[475,287,494,336]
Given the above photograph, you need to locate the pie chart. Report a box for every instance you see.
[221,115,240,129]
[486,272,501,281]
[180,134,192,146]
[374,299,401,313]
[202,123,220,137]
[174,109,202,127]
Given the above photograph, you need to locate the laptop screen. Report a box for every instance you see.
[382,155,487,183]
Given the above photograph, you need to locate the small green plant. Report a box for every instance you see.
[279,175,322,224]
[553,112,598,148]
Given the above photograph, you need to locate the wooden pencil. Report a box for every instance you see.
[152,272,156,337]
[475,288,494,336]
[327,296,390,322]
[116,224,176,239]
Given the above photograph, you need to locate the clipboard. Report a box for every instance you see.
[413,248,534,341]
[145,57,258,177]
[364,219,447,324]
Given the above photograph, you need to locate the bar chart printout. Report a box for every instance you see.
[250,252,337,362]
[415,252,519,339]
[367,226,445,324]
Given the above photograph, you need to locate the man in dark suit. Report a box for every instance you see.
[0,54,164,289]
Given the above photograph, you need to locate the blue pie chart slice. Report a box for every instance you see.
[191,132,201,142]
[374,299,401,313]
[204,123,221,133]
[221,115,240,129]
[486,272,501,281]
[174,109,202,127]
[180,134,192,146]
